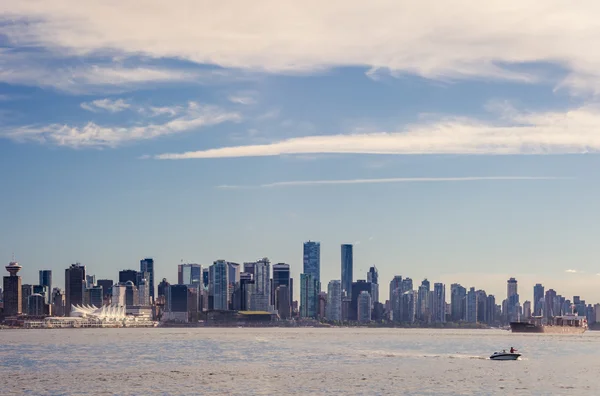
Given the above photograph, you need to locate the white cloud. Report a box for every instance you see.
[228,94,257,105]
[217,176,560,189]
[565,269,578,273]
[154,103,600,159]
[81,98,130,113]
[2,102,240,148]
[3,1,600,92]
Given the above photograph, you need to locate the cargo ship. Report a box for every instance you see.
[510,315,587,334]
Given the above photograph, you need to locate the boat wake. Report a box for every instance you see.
[360,350,487,360]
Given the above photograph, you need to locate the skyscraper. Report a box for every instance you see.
[357,291,372,323]
[350,280,372,321]
[433,283,446,323]
[367,266,379,303]
[65,263,85,316]
[300,273,318,318]
[341,244,353,297]
[326,280,342,321]
[273,263,291,312]
[39,270,52,304]
[211,260,229,310]
[450,284,467,321]
[119,270,138,285]
[178,264,202,286]
[417,279,430,320]
[533,283,544,316]
[303,241,321,287]
[389,275,402,307]
[3,259,22,316]
[466,287,478,323]
[249,258,271,311]
[506,278,519,322]
[140,258,155,302]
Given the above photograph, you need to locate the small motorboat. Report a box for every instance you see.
[489,351,521,361]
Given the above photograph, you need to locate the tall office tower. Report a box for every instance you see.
[389,276,402,307]
[318,292,328,319]
[28,294,45,316]
[466,287,478,323]
[65,263,86,316]
[326,280,342,321]
[303,241,321,289]
[506,278,519,322]
[275,286,291,319]
[164,284,188,322]
[52,288,65,317]
[475,290,487,323]
[86,286,103,307]
[112,284,127,306]
[300,273,318,318]
[357,291,372,323]
[533,283,544,316]
[97,279,114,303]
[243,262,255,277]
[157,278,170,301]
[85,275,96,288]
[233,272,254,311]
[227,262,241,310]
[33,285,48,303]
[340,244,353,297]
[486,295,496,324]
[140,258,155,302]
[391,288,402,322]
[416,279,430,320]
[119,269,138,285]
[248,258,271,311]
[202,268,209,288]
[544,289,557,320]
[401,277,413,293]
[39,270,52,304]
[433,283,446,323]
[273,263,291,310]
[350,280,372,321]
[21,284,34,315]
[3,259,23,316]
[178,264,202,285]
[137,275,151,306]
[450,283,467,321]
[210,260,229,310]
[522,300,532,318]
[367,266,379,303]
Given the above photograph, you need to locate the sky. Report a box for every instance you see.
[2,1,600,304]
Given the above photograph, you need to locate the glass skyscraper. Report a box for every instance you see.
[140,258,155,302]
[341,244,353,297]
[303,241,320,287]
[39,270,52,304]
[178,264,202,286]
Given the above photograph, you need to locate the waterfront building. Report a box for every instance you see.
[326,280,342,321]
[248,258,271,312]
[350,280,372,321]
[303,241,321,289]
[39,270,52,304]
[86,286,103,307]
[118,269,138,285]
[97,279,114,303]
[417,279,430,321]
[523,300,532,319]
[506,278,519,322]
[300,273,318,318]
[533,283,544,316]
[3,259,23,316]
[111,284,126,306]
[476,290,487,323]
[399,290,417,323]
[466,287,478,323]
[211,260,229,310]
[544,289,557,321]
[486,295,496,325]
[340,244,353,297]
[357,291,372,323]
[28,293,45,316]
[52,288,65,317]
[140,258,155,302]
[389,276,402,312]
[318,292,328,318]
[164,284,188,322]
[157,278,169,302]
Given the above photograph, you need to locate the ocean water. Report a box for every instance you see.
[0,327,598,395]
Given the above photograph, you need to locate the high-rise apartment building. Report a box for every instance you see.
[350,280,372,321]
[248,258,271,312]
[65,263,85,316]
[39,270,52,304]
[140,258,155,302]
[506,278,519,322]
[340,244,353,297]
[367,266,379,303]
[211,260,229,310]
[21,284,34,315]
[119,270,138,285]
[533,283,544,316]
[273,263,291,312]
[326,280,342,321]
[433,283,446,323]
[357,291,372,323]
[303,241,321,288]
[466,287,478,323]
[178,264,202,286]
[450,283,467,321]
[300,273,318,318]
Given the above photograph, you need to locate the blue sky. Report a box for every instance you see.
[2,1,600,303]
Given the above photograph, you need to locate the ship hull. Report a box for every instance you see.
[510,322,586,334]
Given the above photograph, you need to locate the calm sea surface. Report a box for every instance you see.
[1,327,598,395]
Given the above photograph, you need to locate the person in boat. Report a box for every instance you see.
[510,347,516,353]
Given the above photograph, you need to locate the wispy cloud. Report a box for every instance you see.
[81,98,131,113]
[217,176,563,189]
[228,93,257,105]
[3,2,600,93]
[154,104,600,159]
[565,269,578,273]
[2,102,240,148]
